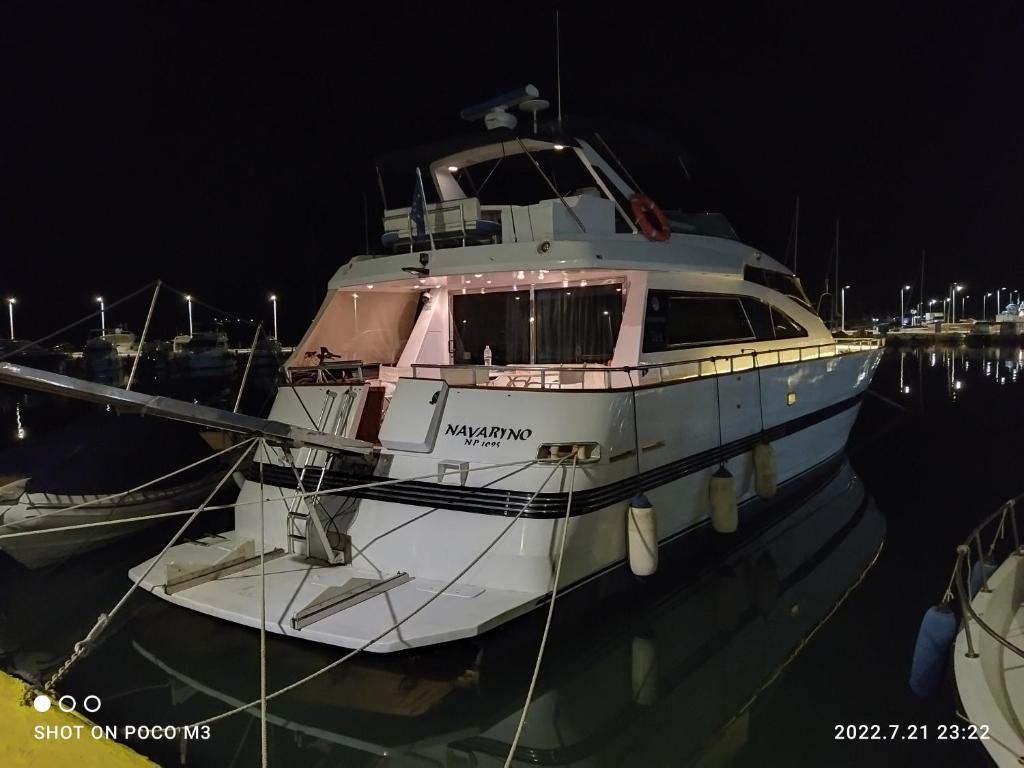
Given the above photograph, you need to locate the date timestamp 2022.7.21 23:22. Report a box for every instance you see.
[834,724,990,741]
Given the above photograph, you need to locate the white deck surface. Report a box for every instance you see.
[128,532,541,652]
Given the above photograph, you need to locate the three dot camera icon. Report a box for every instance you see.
[32,693,101,714]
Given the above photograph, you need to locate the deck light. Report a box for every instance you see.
[553,144,565,150]
[447,165,458,172]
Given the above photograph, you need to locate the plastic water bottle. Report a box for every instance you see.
[483,345,492,366]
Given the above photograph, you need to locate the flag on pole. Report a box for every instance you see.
[411,168,428,237]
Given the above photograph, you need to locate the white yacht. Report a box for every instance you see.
[115,87,880,651]
[946,499,1024,767]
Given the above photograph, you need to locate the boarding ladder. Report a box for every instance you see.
[283,389,356,564]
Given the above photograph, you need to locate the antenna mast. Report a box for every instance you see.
[556,10,563,127]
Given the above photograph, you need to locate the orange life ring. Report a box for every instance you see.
[630,194,671,242]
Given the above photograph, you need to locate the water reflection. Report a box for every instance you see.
[0,459,884,766]
[892,343,1024,403]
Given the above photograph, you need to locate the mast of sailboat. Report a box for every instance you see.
[555,9,563,129]
[830,218,840,329]
[792,196,800,271]
[919,249,926,321]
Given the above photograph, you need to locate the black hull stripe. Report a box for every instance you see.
[246,393,864,518]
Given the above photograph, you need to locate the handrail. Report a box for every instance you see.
[411,338,881,390]
[952,498,1024,661]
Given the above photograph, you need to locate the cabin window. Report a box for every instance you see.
[452,291,531,365]
[741,297,775,340]
[770,305,808,339]
[451,283,623,365]
[740,297,808,341]
[534,285,623,364]
[644,292,754,352]
[644,292,808,351]
[743,266,812,308]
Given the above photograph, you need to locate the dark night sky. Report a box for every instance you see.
[2,1,1022,343]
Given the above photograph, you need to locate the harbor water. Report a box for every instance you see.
[0,344,1021,766]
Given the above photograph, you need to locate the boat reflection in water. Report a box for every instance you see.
[119,458,883,767]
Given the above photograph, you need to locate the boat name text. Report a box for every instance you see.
[444,424,533,447]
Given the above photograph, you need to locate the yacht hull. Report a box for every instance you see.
[129,348,881,651]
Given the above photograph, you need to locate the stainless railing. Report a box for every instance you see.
[411,338,881,391]
[952,497,1024,661]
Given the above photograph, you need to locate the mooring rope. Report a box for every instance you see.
[178,455,572,729]
[257,441,269,768]
[0,457,542,542]
[503,453,578,768]
[0,280,159,363]
[0,436,254,534]
[42,438,259,693]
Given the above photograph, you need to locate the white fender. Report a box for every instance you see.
[709,465,738,533]
[627,494,658,576]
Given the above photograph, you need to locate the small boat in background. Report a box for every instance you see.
[178,331,235,379]
[0,341,67,375]
[99,327,138,357]
[81,336,123,384]
[82,327,137,385]
[0,411,239,569]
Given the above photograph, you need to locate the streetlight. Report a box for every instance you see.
[997,287,1008,316]
[841,285,850,333]
[900,284,911,327]
[6,298,14,340]
[962,294,970,319]
[269,294,278,340]
[943,297,950,323]
[984,292,993,320]
[185,294,194,336]
[950,283,964,322]
[95,296,105,333]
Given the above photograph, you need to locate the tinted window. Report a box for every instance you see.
[643,292,754,352]
[535,285,623,363]
[744,266,812,308]
[771,306,808,339]
[741,298,775,340]
[452,291,531,364]
[452,284,623,365]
